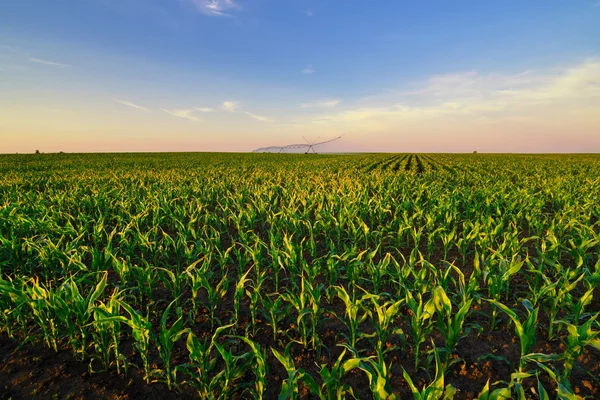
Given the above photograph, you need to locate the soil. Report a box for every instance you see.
[2,301,599,399]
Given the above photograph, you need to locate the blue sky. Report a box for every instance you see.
[1,0,599,152]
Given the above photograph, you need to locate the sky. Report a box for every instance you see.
[1,0,599,153]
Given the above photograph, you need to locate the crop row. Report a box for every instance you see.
[0,153,599,399]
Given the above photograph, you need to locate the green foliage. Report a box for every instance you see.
[0,153,599,397]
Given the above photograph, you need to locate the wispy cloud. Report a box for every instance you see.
[306,10,313,17]
[0,44,18,54]
[29,58,72,68]
[222,101,239,112]
[190,0,239,17]
[300,99,341,108]
[245,111,275,123]
[302,65,315,74]
[309,59,600,130]
[162,108,202,121]
[196,107,217,113]
[113,99,149,111]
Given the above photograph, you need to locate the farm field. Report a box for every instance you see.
[1,152,599,399]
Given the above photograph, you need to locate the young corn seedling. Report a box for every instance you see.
[272,345,308,400]
[92,291,128,374]
[157,298,189,390]
[179,324,234,398]
[538,272,585,339]
[232,336,268,400]
[189,268,229,330]
[261,293,288,343]
[342,344,397,400]
[432,285,473,359]
[213,341,254,399]
[60,272,107,360]
[0,276,29,339]
[488,299,538,372]
[570,286,594,327]
[157,267,185,306]
[301,348,356,400]
[475,372,534,400]
[334,285,371,349]
[129,259,157,304]
[233,268,252,325]
[364,247,389,293]
[523,354,584,399]
[25,278,64,352]
[403,343,456,400]
[484,255,524,330]
[185,258,209,319]
[555,312,600,379]
[246,268,268,336]
[282,275,324,350]
[305,278,325,352]
[448,264,480,307]
[116,300,153,383]
[406,290,436,369]
[367,293,404,361]
[325,255,340,287]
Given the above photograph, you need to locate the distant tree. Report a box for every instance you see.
[35,150,40,154]
[473,150,478,154]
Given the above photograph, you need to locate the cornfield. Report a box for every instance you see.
[1,152,599,399]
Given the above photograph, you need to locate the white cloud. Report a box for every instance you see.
[113,99,149,111]
[196,107,216,113]
[300,99,341,108]
[222,101,239,112]
[29,58,71,68]
[162,108,202,121]
[306,10,313,17]
[190,0,238,17]
[245,111,275,123]
[302,65,315,74]
[309,59,600,130]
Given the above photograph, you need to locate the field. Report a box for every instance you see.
[1,152,599,399]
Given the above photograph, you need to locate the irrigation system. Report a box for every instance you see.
[253,136,342,154]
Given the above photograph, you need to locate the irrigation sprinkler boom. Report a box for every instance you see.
[253,135,342,153]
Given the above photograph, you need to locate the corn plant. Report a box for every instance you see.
[91,290,127,374]
[488,299,539,371]
[246,269,268,335]
[233,268,252,324]
[233,336,268,399]
[282,275,324,349]
[333,285,371,349]
[406,290,436,369]
[342,344,397,400]
[367,293,404,361]
[432,285,473,358]
[261,293,288,342]
[178,324,234,397]
[403,344,456,400]
[555,313,600,379]
[115,300,153,383]
[483,255,524,330]
[272,345,308,399]
[60,272,107,360]
[301,348,356,399]
[213,341,254,398]
[524,354,585,399]
[156,298,189,390]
